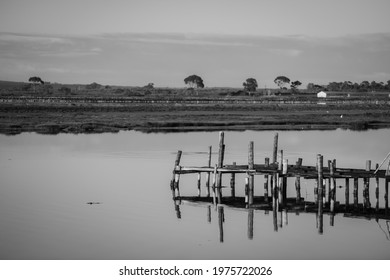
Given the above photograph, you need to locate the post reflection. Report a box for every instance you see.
[172,200,390,243]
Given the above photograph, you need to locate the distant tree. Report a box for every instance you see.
[360,81,370,91]
[28,76,44,85]
[28,76,44,93]
[341,81,353,91]
[243,78,258,94]
[274,76,290,89]
[290,80,302,91]
[144,82,154,90]
[327,82,342,91]
[184,75,204,89]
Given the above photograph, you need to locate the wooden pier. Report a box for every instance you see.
[170,132,390,222]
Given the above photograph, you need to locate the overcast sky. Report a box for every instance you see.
[1,0,390,87]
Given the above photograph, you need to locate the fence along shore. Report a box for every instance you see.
[170,132,390,222]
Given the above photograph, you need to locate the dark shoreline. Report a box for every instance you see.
[1,98,390,135]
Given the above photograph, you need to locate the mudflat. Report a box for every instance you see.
[1,97,390,135]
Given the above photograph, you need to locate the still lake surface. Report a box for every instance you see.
[1,129,390,260]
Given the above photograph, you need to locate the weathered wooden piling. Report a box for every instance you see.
[264,158,270,203]
[197,172,201,197]
[272,133,278,163]
[363,160,371,211]
[248,141,255,206]
[230,162,236,198]
[206,146,212,197]
[174,166,182,197]
[375,163,379,213]
[317,154,324,234]
[280,159,288,207]
[314,155,320,205]
[385,178,389,214]
[245,176,249,204]
[278,173,284,208]
[207,205,211,223]
[278,150,283,171]
[212,165,218,206]
[345,178,350,211]
[295,158,302,203]
[329,160,336,213]
[272,173,278,232]
[354,178,359,209]
[217,132,225,203]
[171,150,182,191]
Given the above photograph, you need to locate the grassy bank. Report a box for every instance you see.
[1,95,390,135]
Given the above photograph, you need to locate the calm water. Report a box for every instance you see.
[1,130,390,259]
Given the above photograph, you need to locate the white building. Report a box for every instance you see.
[317,91,327,98]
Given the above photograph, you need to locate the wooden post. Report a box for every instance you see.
[248,141,254,206]
[278,173,283,208]
[212,164,218,206]
[375,163,379,213]
[314,154,320,205]
[230,162,236,198]
[329,160,335,213]
[207,205,211,223]
[245,176,249,204]
[272,133,278,163]
[206,146,212,197]
[272,173,278,232]
[385,178,389,214]
[174,166,182,198]
[333,159,337,205]
[363,160,371,211]
[171,150,182,189]
[345,178,350,211]
[278,150,283,171]
[197,172,201,197]
[295,158,302,203]
[218,205,224,243]
[281,159,288,206]
[264,158,270,203]
[317,154,324,235]
[217,132,225,203]
[327,160,332,205]
[248,209,254,240]
[353,178,359,210]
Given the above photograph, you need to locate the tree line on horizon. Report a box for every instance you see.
[23,75,390,95]
[184,74,390,93]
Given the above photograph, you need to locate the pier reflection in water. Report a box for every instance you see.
[173,200,390,243]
